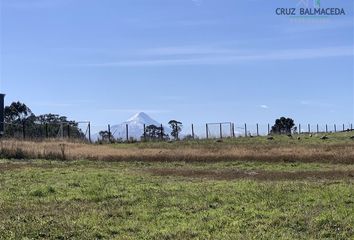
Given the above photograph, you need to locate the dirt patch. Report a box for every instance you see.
[147,168,354,181]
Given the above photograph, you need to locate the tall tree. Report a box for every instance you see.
[168,120,182,140]
[143,124,168,141]
[4,101,33,123]
[4,101,83,139]
[35,114,82,138]
[271,117,295,135]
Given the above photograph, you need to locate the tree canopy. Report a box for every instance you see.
[168,120,182,140]
[4,101,33,123]
[4,101,83,139]
[142,124,169,141]
[271,117,295,135]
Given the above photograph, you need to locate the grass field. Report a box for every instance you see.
[0,133,353,239]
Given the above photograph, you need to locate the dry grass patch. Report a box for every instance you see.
[1,139,354,164]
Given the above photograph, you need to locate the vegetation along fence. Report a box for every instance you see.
[2,120,353,143]
[2,121,91,142]
[92,122,354,143]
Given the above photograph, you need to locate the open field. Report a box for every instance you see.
[2,132,354,164]
[0,160,353,239]
[0,132,353,239]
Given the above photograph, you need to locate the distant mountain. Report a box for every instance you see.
[125,112,160,126]
[93,112,169,141]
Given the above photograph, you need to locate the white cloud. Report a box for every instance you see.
[260,105,269,109]
[191,0,203,6]
[80,46,353,67]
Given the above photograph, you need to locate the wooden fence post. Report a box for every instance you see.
[334,124,336,133]
[244,123,247,137]
[45,123,48,138]
[143,124,146,141]
[206,124,209,139]
[299,124,301,134]
[108,124,111,142]
[22,122,26,139]
[126,124,129,141]
[308,124,310,133]
[256,124,259,136]
[67,124,70,138]
[268,123,270,135]
[88,122,91,143]
[325,124,328,133]
[160,124,163,140]
[191,124,194,139]
[316,124,319,133]
[219,123,222,139]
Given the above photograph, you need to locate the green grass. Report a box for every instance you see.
[0,159,353,239]
[109,131,354,149]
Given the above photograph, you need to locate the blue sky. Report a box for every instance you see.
[0,0,353,128]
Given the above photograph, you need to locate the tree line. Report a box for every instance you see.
[99,117,297,143]
[3,101,297,141]
[3,101,84,139]
[99,120,183,142]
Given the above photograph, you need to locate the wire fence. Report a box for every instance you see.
[1,121,91,142]
[2,121,353,143]
[89,122,354,143]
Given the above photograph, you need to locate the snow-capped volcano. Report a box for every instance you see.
[125,112,160,126]
[93,112,169,141]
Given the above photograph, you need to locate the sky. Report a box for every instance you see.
[0,0,353,130]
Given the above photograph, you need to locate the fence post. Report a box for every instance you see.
[244,123,247,137]
[206,124,209,139]
[343,124,345,132]
[232,123,235,137]
[219,123,222,139]
[126,124,129,141]
[108,124,111,142]
[45,123,48,138]
[60,123,64,139]
[351,123,353,131]
[299,124,301,134]
[191,124,195,139]
[316,124,319,133]
[143,124,146,141]
[325,124,328,133]
[22,121,26,139]
[88,122,91,143]
[268,123,270,135]
[160,124,164,140]
[334,124,336,133]
[308,124,310,133]
[67,124,70,138]
[256,123,259,136]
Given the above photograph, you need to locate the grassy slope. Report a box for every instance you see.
[0,160,353,239]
